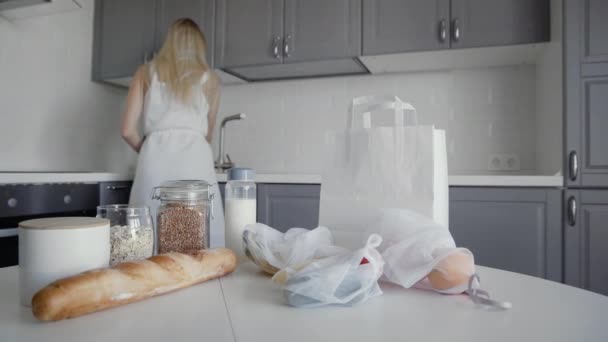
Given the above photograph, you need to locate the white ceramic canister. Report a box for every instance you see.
[18,217,110,306]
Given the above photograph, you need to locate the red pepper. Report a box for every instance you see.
[360,257,369,265]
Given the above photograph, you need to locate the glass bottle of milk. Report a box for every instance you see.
[224,168,256,259]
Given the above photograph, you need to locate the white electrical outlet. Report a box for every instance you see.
[487,153,521,171]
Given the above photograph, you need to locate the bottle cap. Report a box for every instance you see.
[228,168,256,181]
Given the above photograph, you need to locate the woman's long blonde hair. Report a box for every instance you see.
[148,18,210,104]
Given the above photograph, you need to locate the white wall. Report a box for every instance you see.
[536,0,563,175]
[215,65,540,175]
[0,0,133,173]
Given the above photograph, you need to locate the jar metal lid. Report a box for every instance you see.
[152,180,214,201]
[97,204,151,216]
[19,217,110,230]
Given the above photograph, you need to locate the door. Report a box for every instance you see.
[577,77,608,187]
[156,0,216,67]
[362,0,450,55]
[257,184,321,232]
[564,190,608,296]
[93,0,156,80]
[215,0,284,68]
[283,0,360,63]
[565,0,608,187]
[449,0,549,49]
[449,188,562,281]
[580,0,608,63]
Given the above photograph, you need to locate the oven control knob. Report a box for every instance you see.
[64,195,72,204]
[7,198,18,208]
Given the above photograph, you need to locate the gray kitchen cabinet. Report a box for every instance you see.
[99,182,132,206]
[156,0,216,67]
[580,0,608,63]
[92,0,156,81]
[215,0,284,68]
[362,0,450,55]
[256,184,321,232]
[449,187,562,281]
[216,0,366,80]
[564,0,608,187]
[283,0,360,63]
[362,0,549,56]
[449,0,550,49]
[564,190,608,296]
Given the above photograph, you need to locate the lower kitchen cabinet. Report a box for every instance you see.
[99,182,133,206]
[564,190,608,296]
[449,187,562,282]
[256,184,321,232]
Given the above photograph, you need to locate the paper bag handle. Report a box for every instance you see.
[349,95,418,129]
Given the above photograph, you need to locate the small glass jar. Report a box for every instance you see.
[153,180,213,254]
[225,168,256,258]
[96,205,154,266]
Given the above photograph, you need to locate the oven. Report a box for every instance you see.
[0,183,100,267]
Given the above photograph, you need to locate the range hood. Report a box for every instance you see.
[0,0,80,20]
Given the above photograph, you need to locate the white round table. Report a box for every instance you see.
[1,262,607,342]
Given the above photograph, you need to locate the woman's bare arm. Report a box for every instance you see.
[205,71,221,143]
[121,66,147,153]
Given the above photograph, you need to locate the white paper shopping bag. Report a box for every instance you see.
[319,96,448,249]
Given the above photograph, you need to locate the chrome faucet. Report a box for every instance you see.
[215,113,246,173]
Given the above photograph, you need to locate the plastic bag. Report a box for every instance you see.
[273,234,385,308]
[374,208,461,288]
[374,208,511,309]
[243,224,345,275]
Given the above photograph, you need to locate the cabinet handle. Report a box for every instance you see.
[283,34,292,58]
[438,19,447,43]
[569,150,579,181]
[271,36,281,59]
[452,18,461,42]
[567,196,577,226]
[106,185,129,191]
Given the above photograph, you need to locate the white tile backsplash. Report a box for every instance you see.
[215,65,549,175]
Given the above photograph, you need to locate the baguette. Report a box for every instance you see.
[32,248,237,321]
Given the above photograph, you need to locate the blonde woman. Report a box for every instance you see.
[121,18,224,247]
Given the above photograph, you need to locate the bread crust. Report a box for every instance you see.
[32,248,237,321]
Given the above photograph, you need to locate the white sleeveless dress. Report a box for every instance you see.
[129,66,225,248]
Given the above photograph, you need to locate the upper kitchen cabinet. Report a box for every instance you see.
[565,0,608,187]
[449,187,562,281]
[216,0,365,81]
[215,0,284,68]
[449,0,550,49]
[362,0,549,56]
[564,190,608,296]
[362,0,450,55]
[92,0,156,82]
[580,0,608,63]
[156,0,216,66]
[283,0,360,63]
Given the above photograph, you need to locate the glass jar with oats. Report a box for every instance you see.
[152,180,213,254]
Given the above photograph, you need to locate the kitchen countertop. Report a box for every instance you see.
[216,173,565,187]
[0,172,564,187]
[1,262,607,342]
[0,172,132,184]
